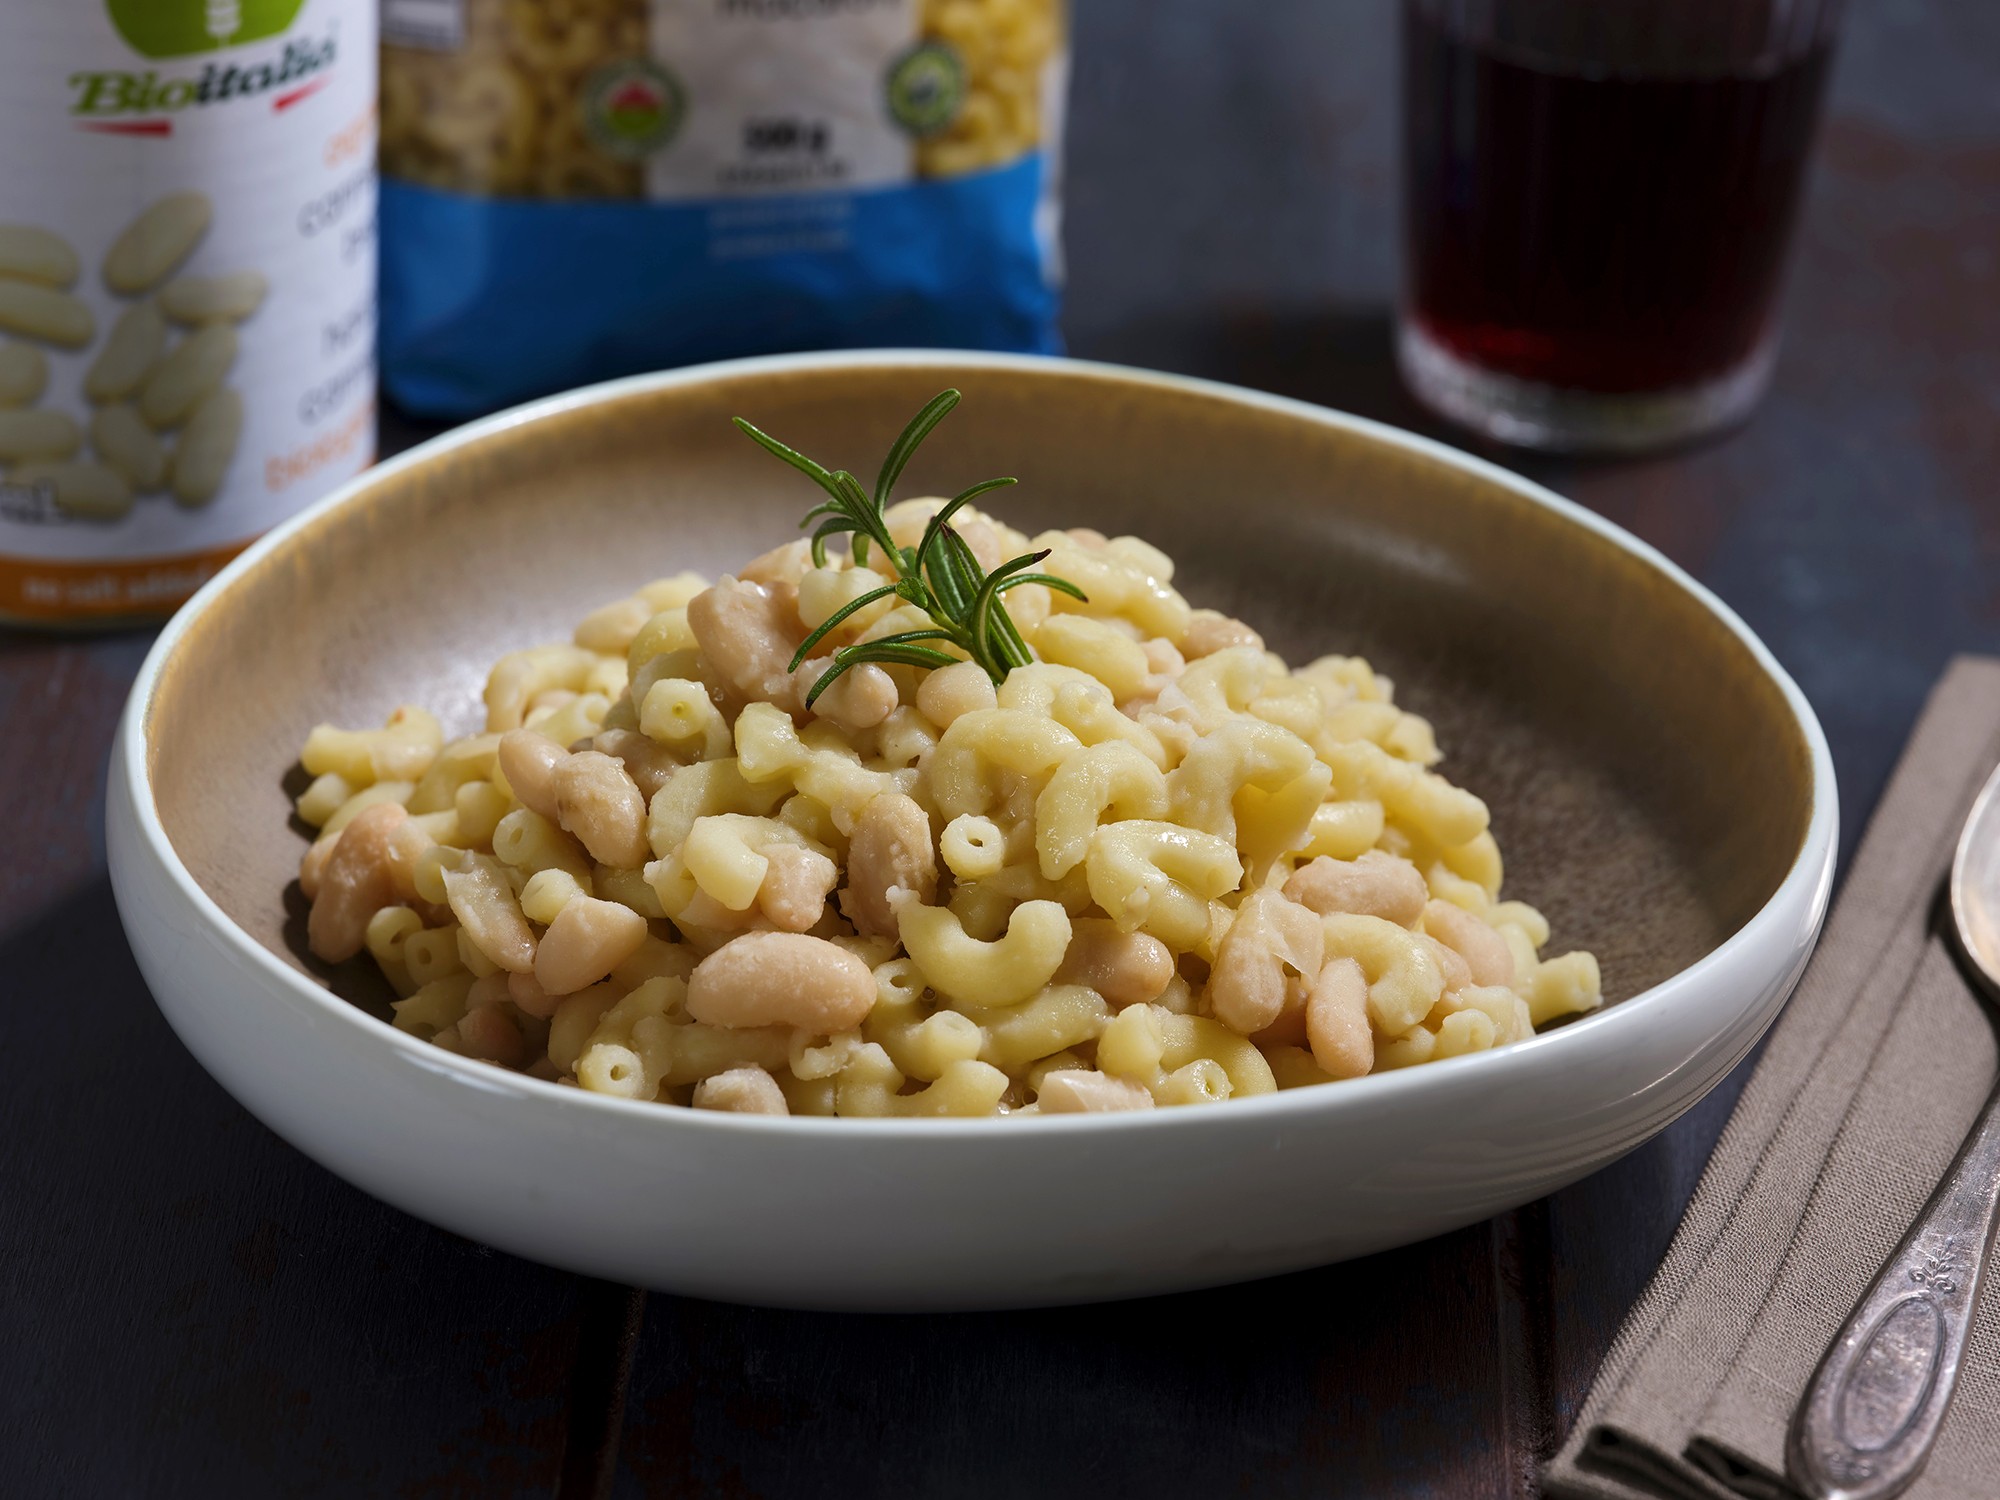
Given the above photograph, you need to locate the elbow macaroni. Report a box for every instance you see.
[292,498,1602,1116]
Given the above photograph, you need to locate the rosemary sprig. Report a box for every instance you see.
[733,389,1085,707]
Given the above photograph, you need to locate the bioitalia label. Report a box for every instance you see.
[0,0,376,623]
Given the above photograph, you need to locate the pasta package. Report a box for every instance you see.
[0,0,377,625]
[379,0,1068,418]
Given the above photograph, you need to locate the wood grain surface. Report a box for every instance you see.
[4,1,1996,1495]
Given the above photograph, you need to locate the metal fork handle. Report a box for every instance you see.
[1787,1082,2000,1500]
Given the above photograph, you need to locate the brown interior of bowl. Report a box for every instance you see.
[145,360,1815,1022]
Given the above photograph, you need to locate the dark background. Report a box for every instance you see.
[5,1,1997,1494]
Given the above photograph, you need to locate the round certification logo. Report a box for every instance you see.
[583,59,685,160]
[885,42,965,138]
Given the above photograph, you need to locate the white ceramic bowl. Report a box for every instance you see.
[109,351,1836,1310]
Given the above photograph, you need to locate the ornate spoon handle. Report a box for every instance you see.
[1788,1084,2000,1500]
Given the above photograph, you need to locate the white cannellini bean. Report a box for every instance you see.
[456,1004,529,1068]
[158,270,269,324]
[1207,889,1324,1036]
[1053,918,1175,1008]
[0,342,48,407]
[10,461,132,520]
[797,659,898,732]
[1426,934,1473,996]
[298,835,335,901]
[837,792,937,938]
[754,844,839,931]
[308,803,411,963]
[103,191,212,294]
[552,750,649,868]
[169,387,243,505]
[692,1067,790,1115]
[1283,851,1429,927]
[914,659,998,728]
[1306,957,1373,1080]
[588,728,680,801]
[685,575,805,710]
[0,409,81,462]
[1180,609,1264,658]
[0,280,94,348]
[686,932,876,1031]
[497,728,566,822]
[89,405,166,490]
[1036,1070,1156,1112]
[1422,899,1514,988]
[139,323,236,429]
[0,224,79,287]
[534,896,648,995]
[84,301,168,402]
[507,969,561,1020]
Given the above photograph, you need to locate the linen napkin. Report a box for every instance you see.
[1544,656,2000,1500]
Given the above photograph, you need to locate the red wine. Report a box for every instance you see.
[1403,3,1834,395]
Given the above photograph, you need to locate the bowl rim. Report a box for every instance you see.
[116,348,1839,1139]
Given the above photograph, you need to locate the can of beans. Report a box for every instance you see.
[0,1,376,626]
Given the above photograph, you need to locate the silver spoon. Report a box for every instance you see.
[1787,761,2000,1499]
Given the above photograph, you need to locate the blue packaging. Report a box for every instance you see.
[377,0,1068,419]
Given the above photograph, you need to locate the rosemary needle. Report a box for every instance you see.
[733,389,1085,707]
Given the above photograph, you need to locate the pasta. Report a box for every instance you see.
[290,492,1603,1118]
[915,0,1065,178]
[381,0,649,199]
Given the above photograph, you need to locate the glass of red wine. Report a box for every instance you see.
[1399,0,1843,452]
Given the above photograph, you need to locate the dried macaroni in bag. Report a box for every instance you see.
[379,0,1068,417]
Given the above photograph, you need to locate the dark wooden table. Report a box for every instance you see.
[6,3,1996,1495]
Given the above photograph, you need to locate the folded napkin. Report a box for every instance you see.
[1544,656,2000,1500]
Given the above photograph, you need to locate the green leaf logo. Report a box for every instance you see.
[106,0,307,58]
[885,43,966,139]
